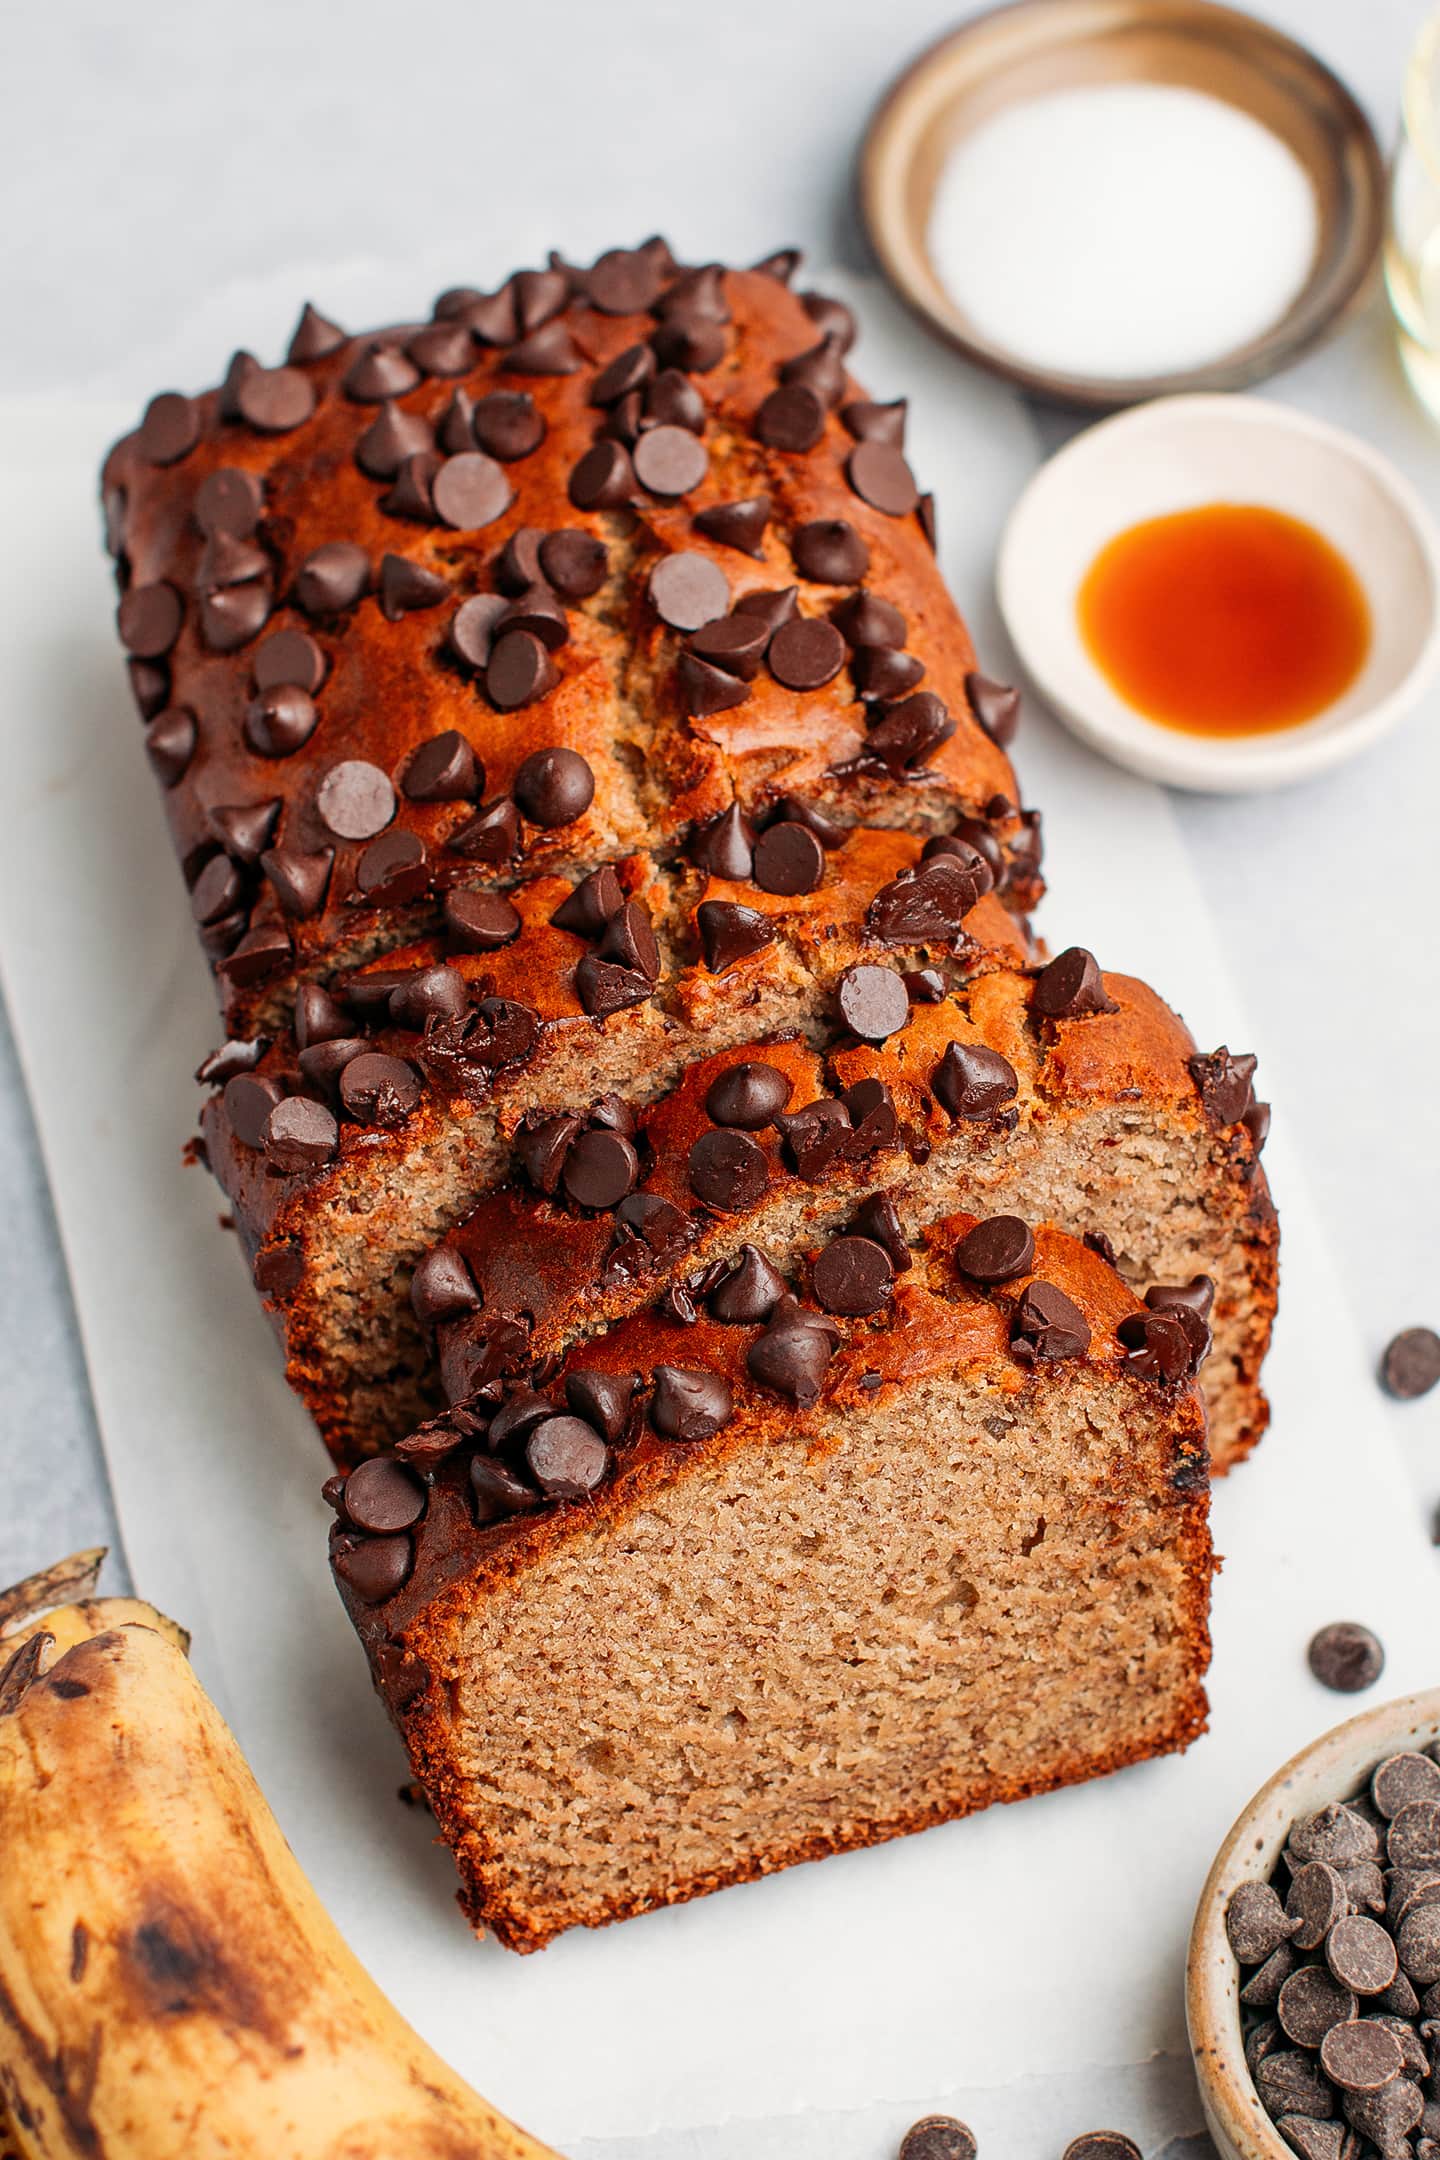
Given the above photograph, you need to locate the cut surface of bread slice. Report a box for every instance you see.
[330,1215,1213,1951]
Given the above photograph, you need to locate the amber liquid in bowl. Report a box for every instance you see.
[1078,502,1371,735]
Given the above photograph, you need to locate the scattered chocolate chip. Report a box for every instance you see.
[513,746,594,826]
[1287,1862,1349,1952]
[339,1052,422,1125]
[569,439,634,509]
[390,964,469,1031]
[965,672,1021,749]
[792,519,870,585]
[800,290,856,351]
[118,581,183,658]
[1328,1917,1400,1996]
[752,820,825,896]
[598,898,660,979]
[315,759,394,841]
[446,796,521,864]
[242,684,317,758]
[689,1128,769,1211]
[853,1193,912,1274]
[355,829,427,903]
[833,590,907,649]
[432,452,513,531]
[345,341,420,401]
[650,1365,733,1441]
[344,1456,426,1534]
[955,1215,1035,1285]
[746,1303,839,1406]
[735,586,799,635]
[380,447,439,526]
[1187,1047,1258,1126]
[591,343,656,406]
[1279,1966,1359,2050]
[846,440,918,516]
[650,551,729,632]
[295,541,369,616]
[378,553,448,619]
[687,614,772,682]
[538,530,607,602]
[694,496,772,557]
[706,1245,787,1325]
[755,383,825,452]
[1383,1328,1440,1401]
[632,424,709,498]
[406,320,473,377]
[236,365,315,434]
[697,900,773,972]
[843,399,907,446]
[1010,1280,1091,1363]
[334,1533,412,1603]
[411,1245,481,1326]
[1033,948,1118,1021]
[447,593,507,674]
[443,890,520,953]
[223,1073,284,1148]
[287,301,345,362]
[356,400,434,480]
[1116,1310,1195,1385]
[559,1369,633,1443]
[198,1036,268,1089]
[525,1416,608,1499]
[563,1128,640,1210]
[680,650,751,717]
[899,2119,977,2160]
[258,844,331,918]
[768,615,846,691]
[1227,1881,1301,1966]
[776,1099,853,1182]
[933,1041,1019,1121]
[753,247,802,283]
[1309,1623,1386,1694]
[836,963,909,1042]
[486,629,559,710]
[263,1095,339,1172]
[702,1061,789,1131]
[780,336,847,409]
[194,467,263,538]
[813,1235,893,1317]
[868,853,989,944]
[253,629,325,698]
[507,320,583,375]
[137,391,200,466]
[862,690,955,775]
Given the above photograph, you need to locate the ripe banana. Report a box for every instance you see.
[0,1554,559,2160]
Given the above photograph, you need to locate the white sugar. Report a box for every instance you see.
[925,82,1319,381]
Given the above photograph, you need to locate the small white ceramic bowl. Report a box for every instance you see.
[997,395,1440,792]
[1187,1685,1440,2160]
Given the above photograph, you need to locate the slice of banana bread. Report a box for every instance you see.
[329,1213,1213,1951]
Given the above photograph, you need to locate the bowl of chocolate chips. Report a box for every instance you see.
[1189,1688,1440,2160]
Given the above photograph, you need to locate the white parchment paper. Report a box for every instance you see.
[0,275,1436,2151]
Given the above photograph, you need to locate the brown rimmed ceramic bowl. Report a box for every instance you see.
[1187,1686,1440,2160]
[858,0,1385,409]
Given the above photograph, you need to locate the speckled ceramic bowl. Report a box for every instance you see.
[1187,1686,1440,2160]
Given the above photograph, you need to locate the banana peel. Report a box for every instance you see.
[0,1554,561,2160]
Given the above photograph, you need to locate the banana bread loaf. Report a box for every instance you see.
[328,1211,1215,1951]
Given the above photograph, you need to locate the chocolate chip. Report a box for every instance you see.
[1059,2141,1140,2160]
[1243,1101,1272,1152]
[444,890,520,953]
[1291,1803,1381,1867]
[832,590,907,649]
[1243,1945,1300,2011]
[813,1235,893,1317]
[768,615,846,691]
[287,301,345,362]
[314,760,394,841]
[846,440,918,516]
[955,1215,1035,1285]
[118,581,183,658]
[497,583,570,653]
[643,554,727,638]
[755,383,825,452]
[561,1129,639,1210]
[569,440,634,510]
[378,553,448,619]
[780,336,848,409]
[694,497,771,558]
[753,246,801,283]
[899,2119,977,2160]
[965,672,1021,749]
[1309,1623,1386,1694]
[223,1072,283,1148]
[1329,1917,1401,1996]
[535,532,606,604]
[772,795,845,849]
[411,1245,481,1325]
[843,399,907,446]
[390,964,469,1031]
[1187,1047,1258,1126]
[398,732,479,806]
[651,1366,733,1441]
[485,629,558,710]
[697,900,773,972]
[355,829,427,903]
[1399,1903,1440,1982]
[1010,1280,1091,1363]
[1279,1966,1359,2049]
[746,1305,839,1405]
[1391,1806,1440,1872]
[525,1417,608,1500]
[688,804,754,882]
[339,1052,422,1125]
[219,350,260,421]
[198,1036,268,1089]
[1116,1310,1196,1385]
[189,853,244,925]
[512,746,594,827]
[752,820,825,897]
[698,1063,787,1135]
[868,853,990,943]
[242,684,316,758]
[556,1370,631,1444]
[379,454,434,531]
[1344,2078,1425,2147]
[591,343,656,406]
[1227,1880,1300,1965]
[546,867,621,940]
[598,899,660,979]
[689,1129,769,1211]
[253,629,325,697]
[1375,1756,1440,1818]
[295,542,369,616]
[1288,1862,1349,1951]
[356,401,434,480]
[334,1533,412,1603]
[836,964,909,1042]
[432,452,513,532]
[406,321,473,378]
[933,1041,1019,1121]
[1033,948,1118,1021]
[345,342,420,401]
[196,527,268,593]
[792,519,870,585]
[632,424,709,498]
[237,365,315,434]
[507,321,583,375]
[776,1099,852,1182]
[687,614,772,682]
[1320,2019,1406,2095]
[861,690,954,774]
[494,527,546,595]
[263,1095,339,1172]
[344,1456,426,1534]
[1147,1275,1216,1323]
[1383,1328,1440,1400]
[446,594,507,674]
[575,957,653,1018]
[735,586,799,636]
[707,1245,787,1325]
[680,651,751,716]
[852,1193,911,1275]
[137,391,200,465]
[194,467,262,538]
[142,708,195,786]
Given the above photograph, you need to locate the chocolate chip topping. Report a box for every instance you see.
[792,519,870,585]
[295,542,369,616]
[813,1235,893,1317]
[223,1072,283,1149]
[288,301,346,362]
[966,671,1021,748]
[118,581,183,658]
[650,1366,733,1441]
[137,391,200,466]
[487,629,560,710]
[768,615,846,691]
[449,593,508,672]
[1010,1280,1091,1363]
[1116,1310,1198,1385]
[344,1456,426,1534]
[356,401,433,480]
[334,1534,413,1604]
[694,497,772,557]
[752,820,825,897]
[862,691,956,776]
[688,1129,769,1211]
[746,1301,839,1405]
[244,684,318,758]
[432,452,513,532]
[444,891,521,953]
[650,552,729,632]
[1032,947,1118,1021]
[339,1052,422,1126]
[697,900,773,973]
[843,398,907,446]
[706,1245,787,1325]
[569,440,634,510]
[236,365,316,435]
[1187,1046,1258,1126]
[899,2119,977,2160]
[315,760,395,841]
[1382,1328,1440,1400]
[755,383,826,452]
[704,1060,792,1129]
[836,964,909,1043]
[933,1041,1019,1121]
[1309,1624,1386,1694]
[404,731,481,803]
[513,746,594,826]
[540,530,608,600]
[410,1245,481,1326]
[194,467,263,538]
[563,1129,640,1210]
[525,1416,609,1500]
[868,853,989,944]
[954,1215,1035,1285]
[378,553,448,619]
[263,1095,339,1172]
